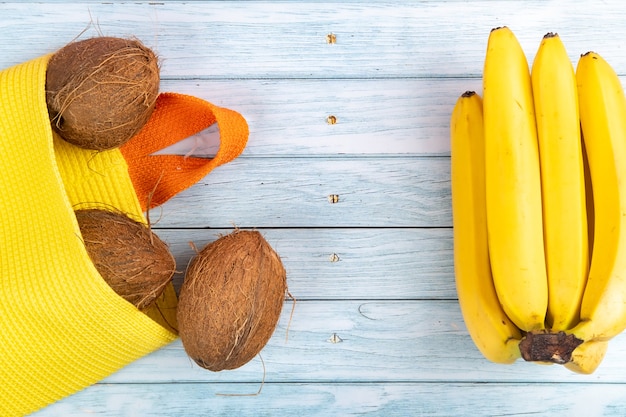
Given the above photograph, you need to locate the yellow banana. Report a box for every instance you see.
[531,32,588,331]
[451,90,522,364]
[564,340,609,374]
[482,26,548,331]
[570,51,626,342]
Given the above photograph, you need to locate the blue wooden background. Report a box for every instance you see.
[3,1,626,416]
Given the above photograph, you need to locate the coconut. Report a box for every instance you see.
[177,230,287,371]
[75,208,176,310]
[46,36,160,150]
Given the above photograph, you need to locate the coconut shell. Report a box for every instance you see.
[177,230,287,371]
[75,209,175,310]
[46,36,160,150]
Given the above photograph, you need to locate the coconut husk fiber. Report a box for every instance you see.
[75,208,176,310]
[177,230,287,371]
[46,36,160,150]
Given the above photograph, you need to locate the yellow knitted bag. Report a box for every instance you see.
[0,54,248,416]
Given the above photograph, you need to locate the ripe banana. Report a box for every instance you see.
[565,340,609,374]
[570,51,626,343]
[450,28,618,374]
[482,26,548,332]
[531,32,588,331]
[450,90,522,364]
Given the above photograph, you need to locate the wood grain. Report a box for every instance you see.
[157,78,478,157]
[30,382,626,417]
[151,157,451,228]
[159,227,455,300]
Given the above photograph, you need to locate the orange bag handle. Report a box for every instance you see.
[120,92,249,211]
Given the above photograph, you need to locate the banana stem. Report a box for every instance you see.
[518,331,583,364]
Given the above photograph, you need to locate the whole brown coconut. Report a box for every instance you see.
[75,209,176,310]
[177,230,287,371]
[46,36,160,150]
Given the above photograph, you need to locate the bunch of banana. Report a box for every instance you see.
[451,26,626,374]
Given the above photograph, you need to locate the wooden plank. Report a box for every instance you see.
[151,157,451,228]
[29,381,626,417]
[157,78,479,157]
[158,228,456,300]
[3,2,626,78]
[102,300,626,384]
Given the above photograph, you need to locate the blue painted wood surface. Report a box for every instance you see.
[1,1,626,415]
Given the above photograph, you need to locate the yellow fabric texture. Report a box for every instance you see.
[0,56,177,416]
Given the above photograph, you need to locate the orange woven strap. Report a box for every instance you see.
[120,92,249,211]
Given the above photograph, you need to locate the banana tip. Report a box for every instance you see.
[490,26,508,33]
